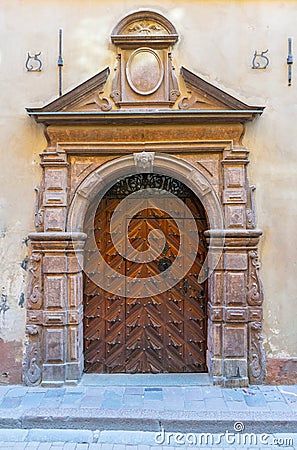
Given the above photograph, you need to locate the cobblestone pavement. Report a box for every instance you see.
[0,383,296,413]
[0,380,296,449]
[0,429,296,449]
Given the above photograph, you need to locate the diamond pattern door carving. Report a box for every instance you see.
[84,179,207,373]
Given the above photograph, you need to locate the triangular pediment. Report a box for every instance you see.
[27,9,263,123]
[32,67,111,113]
[178,67,259,111]
[27,65,263,115]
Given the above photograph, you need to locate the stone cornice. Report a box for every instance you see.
[26,109,263,126]
[29,232,87,241]
[205,229,263,248]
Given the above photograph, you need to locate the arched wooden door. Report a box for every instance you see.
[83,174,208,373]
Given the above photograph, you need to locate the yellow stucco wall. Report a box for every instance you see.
[0,0,296,381]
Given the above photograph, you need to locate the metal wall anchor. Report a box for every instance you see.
[287,37,293,86]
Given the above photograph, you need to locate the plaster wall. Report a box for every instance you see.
[0,0,296,383]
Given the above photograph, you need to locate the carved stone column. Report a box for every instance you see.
[206,230,264,387]
[23,232,86,386]
[205,148,265,387]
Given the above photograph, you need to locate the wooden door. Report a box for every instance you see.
[84,181,208,373]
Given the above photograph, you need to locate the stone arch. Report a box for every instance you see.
[67,152,224,235]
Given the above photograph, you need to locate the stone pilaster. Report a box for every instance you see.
[40,148,68,233]
[206,230,264,388]
[23,232,86,387]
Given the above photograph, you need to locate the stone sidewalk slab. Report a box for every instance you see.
[0,379,296,434]
[0,429,295,449]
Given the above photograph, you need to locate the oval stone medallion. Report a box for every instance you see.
[126,48,163,95]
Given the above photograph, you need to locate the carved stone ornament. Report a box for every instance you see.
[74,90,112,112]
[178,90,208,110]
[22,325,42,386]
[134,151,155,172]
[246,185,256,229]
[26,253,43,309]
[110,11,180,108]
[247,251,264,306]
[168,53,180,102]
[248,321,266,384]
[111,54,121,104]
[34,187,44,232]
[127,21,165,35]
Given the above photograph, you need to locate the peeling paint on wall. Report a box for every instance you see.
[0,288,9,322]
[21,256,29,272]
[0,227,28,343]
[18,293,25,308]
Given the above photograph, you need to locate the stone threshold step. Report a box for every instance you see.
[80,373,211,386]
[1,409,297,433]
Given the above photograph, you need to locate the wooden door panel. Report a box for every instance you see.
[125,295,164,373]
[84,193,207,373]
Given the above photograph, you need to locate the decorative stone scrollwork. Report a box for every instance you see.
[22,325,42,386]
[26,325,39,335]
[93,91,112,111]
[178,90,207,110]
[111,55,121,105]
[127,21,164,35]
[26,253,43,309]
[78,90,112,111]
[246,185,256,229]
[247,251,264,306]
[248,321,266,384]
[34,187,44,232]
[169,53,180,102]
